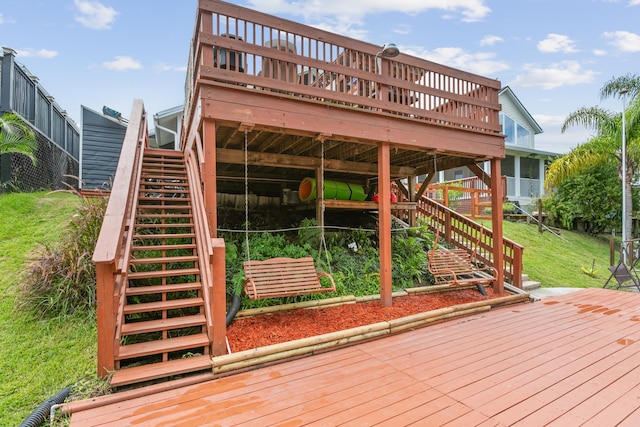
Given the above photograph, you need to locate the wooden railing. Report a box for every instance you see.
[426,176,507,219]
[93,100,147,378]
[184,143,227,355]
[416,196,523,288]
[184,0,502,139]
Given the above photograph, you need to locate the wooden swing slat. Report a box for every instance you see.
[243,257,336,300]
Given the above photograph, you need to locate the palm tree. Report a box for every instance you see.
[545,73,640,243]
[545,74,640,246]
[0,112,37,163]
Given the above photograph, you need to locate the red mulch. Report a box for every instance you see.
[227,288,505,352]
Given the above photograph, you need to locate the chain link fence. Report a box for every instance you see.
[0,131,78,193]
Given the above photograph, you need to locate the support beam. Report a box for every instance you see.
[216,147,416,177]
[490,158,504,293]
[408,176,417,227]
[467,163,492,188]
[203,119,218,236]
[378,142,392,307]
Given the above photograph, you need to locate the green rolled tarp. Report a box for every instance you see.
[298,177,367,202]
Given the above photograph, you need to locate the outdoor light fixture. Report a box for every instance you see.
[375,43,400,73]
[374,43,400,100]
[377,43,400,58]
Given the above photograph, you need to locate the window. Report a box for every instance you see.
[500,113,531,147]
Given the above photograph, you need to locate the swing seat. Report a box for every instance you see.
[427,249,496,294]
[243,257,336,300]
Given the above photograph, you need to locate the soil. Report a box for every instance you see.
[226,288,505,352]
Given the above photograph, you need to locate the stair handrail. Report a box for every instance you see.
[93,99,148,378]
[416,196,524,288]
[185,151,215,342]
[184,133,227,356]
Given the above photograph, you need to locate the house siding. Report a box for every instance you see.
[81,106,126,190]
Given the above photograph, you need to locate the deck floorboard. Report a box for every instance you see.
[69,288,640,426]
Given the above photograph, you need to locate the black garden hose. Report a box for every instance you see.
[226,292,241,326]
[19,386,71,427]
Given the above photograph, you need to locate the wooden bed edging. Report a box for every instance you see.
[212,293,529,374]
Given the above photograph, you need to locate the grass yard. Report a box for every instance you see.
[0,191,616,425]
[0,191,98,427]
[493,220,613,288]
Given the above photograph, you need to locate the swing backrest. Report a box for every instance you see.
[243,257,336,300]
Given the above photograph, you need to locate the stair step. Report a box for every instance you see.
[138,198,191,204]
[139,189,189,195]
[132,243,196,251]
[522,280,541,290]
[129,255,199,265]
[121,314,206,335]
[141,171,187,178]
[134,223,194,229]
[137,204,191,210]
[116,333,209,360]
[133,233,195,240]
[126,282,202,296]
[123,297,204,315]
[145,148,184,157]
[110,355,211,388]
[136,213,192,219]
[128,267,200,280]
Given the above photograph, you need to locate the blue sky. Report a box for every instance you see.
[1,0,639,154]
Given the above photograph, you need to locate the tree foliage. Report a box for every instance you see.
[543,162,633,235]
[545,73,640,239]
[0,112,37,163]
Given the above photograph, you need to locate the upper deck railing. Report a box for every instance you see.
[185,0,502,139]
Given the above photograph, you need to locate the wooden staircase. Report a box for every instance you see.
[110,149,212,387]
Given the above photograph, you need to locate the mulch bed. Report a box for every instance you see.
[227,288,505,352]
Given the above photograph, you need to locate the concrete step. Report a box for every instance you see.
[522,280,541,291]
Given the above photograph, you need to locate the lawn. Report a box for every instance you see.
[0,191,97,427]
[0,191,616,425]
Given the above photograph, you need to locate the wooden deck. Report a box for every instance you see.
[68,288,640,426]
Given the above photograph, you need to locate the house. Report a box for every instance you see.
[437,86,559,210]
[0,47,79,192]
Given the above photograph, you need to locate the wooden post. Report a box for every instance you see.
[96,262,116,378]
[537,198,543,233]
[408,175,416,227]
[211,238,227,355]
[203,119,217,236]
[490,158,505,293]
[378,142,392,307]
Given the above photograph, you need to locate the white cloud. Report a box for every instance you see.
[511,61,598,90]
[479,35,503,46]
[393,24,412,36]
[74,0,118,30]
[155,63,187,73]
[246,0,490,41]
[603,31,640,52]
[15,48,58,59]
[404,46,509,76]
[537,34,578,53]
[102,56,142,71]
[0,13,4,25]
[630,0,640,6]
[248,0,491,21]
[593,49,607,56]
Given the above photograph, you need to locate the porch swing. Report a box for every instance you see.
[241,130,336,300]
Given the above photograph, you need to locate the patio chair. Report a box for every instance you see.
[603,261,640,292]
